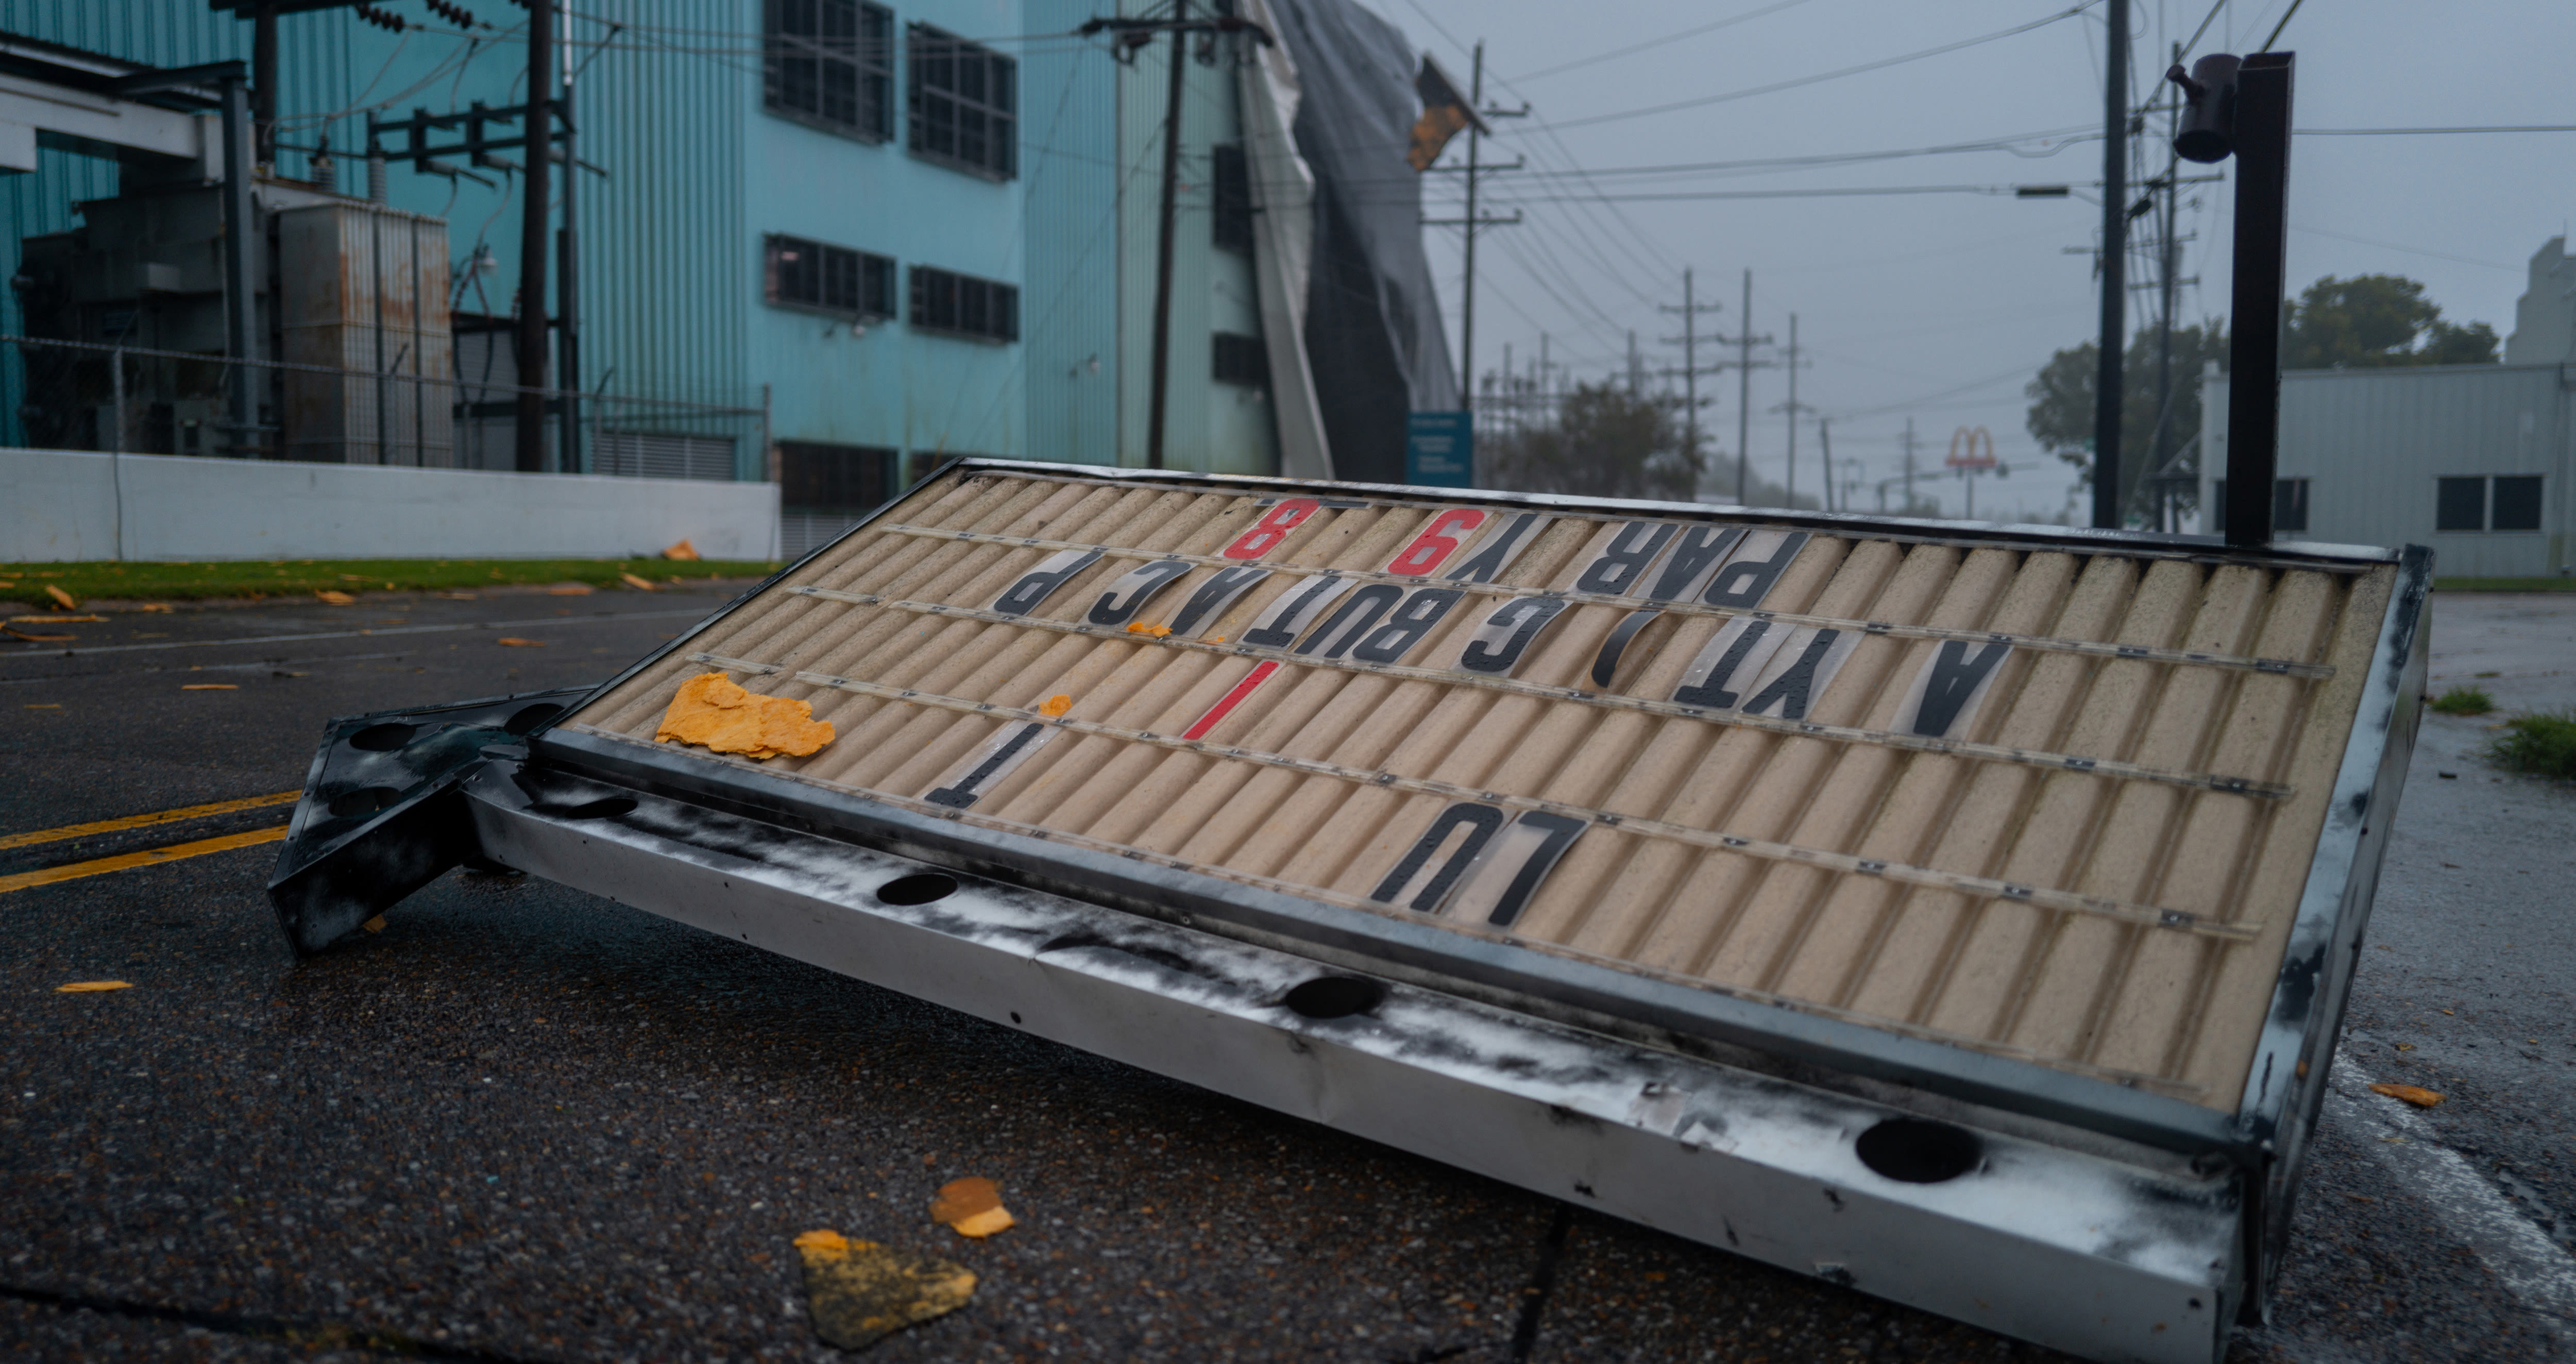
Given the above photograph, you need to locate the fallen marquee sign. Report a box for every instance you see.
[270,459,2429,1363]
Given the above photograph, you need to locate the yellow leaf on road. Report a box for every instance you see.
[56,981,132,993]
[316,590,357,605]
[2369,1083,2445,1108]
[547,584,595,596]
[793,1229,976,1350]
[496,637,547,647]
[619,573,657,591]
[45,585,78,610]
[180,684,239,690]
[929,1177,1017,1238]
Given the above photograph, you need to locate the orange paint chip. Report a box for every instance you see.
[362,915,388,933]
[315,590,357,605]
[180,684,239,690]
[655,672,836,760]
[45,585,78,610]
[1124,621,1172,637]
[495,638,547,647]
[663,538,702,561]
[1037,694,1074,717]
[619,572,657,591]
[56,981,132,993]
[2368,1083,2444,1109]
[928,1177,1016,1238]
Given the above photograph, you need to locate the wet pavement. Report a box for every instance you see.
[2,586,2571,1362]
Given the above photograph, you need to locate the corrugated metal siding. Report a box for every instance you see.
[2202,363,2572,576]
[1111,4,1278,474]
[570,469,2393,1109]
[1021,0,1122,468]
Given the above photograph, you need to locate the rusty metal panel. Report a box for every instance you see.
[558,462,2399,1115]
[278,201,453,466]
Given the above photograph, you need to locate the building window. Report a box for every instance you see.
[765,0,893,141]
[908,24,1015,179]
[2272,477,2309,533]
[2212,478,2312,532]
[766,234,893,319]
[2436,475,2544,532]
[909,265,1018,342]
[1212,331,1267,387]
[2492,475,2544,532]
[781,440,900,514]
[1212,144,1252,254]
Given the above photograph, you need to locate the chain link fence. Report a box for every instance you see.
[2,333,767,479]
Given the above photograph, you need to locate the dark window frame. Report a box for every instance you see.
[779,440,902,515]
[907,23,1016,180]
[2490,475,2544,532]
[1212,331,1268,387]
[1211,143,1252,254]
[908,264,1019,343]
[765,233,894,320]
[763,0,894,142]
[2271,476,2309,533]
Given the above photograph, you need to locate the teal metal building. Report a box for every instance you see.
[4,0,1325,551]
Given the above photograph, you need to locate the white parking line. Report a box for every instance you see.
[2328,1056,2576,1322]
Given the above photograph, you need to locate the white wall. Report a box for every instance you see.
[2,448,779,563]
[2200,365,2572,578]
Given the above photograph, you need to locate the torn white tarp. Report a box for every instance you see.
[1237,0,1335,481]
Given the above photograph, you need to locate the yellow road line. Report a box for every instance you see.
[0,826,289,896]
[0,791,300,851]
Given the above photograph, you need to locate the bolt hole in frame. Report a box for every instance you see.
[1282,975,1388,1020]
[1855,1117,1984,1184]
[876,872,959,906]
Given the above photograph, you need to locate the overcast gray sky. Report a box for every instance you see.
[1386,0,2576,521]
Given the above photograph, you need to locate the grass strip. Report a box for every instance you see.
[2487,709,2576,781]
[0,558,779,607]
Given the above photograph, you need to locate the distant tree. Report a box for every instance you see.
[1481,382,1702,501]
[2024,320,2228,519]
[2282,274,2500,368]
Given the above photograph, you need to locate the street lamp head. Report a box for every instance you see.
[2167,54,2244,163]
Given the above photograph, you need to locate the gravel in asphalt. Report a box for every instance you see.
[3,586,2571,1362]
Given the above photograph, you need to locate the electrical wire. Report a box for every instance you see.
[1513,0,1816,83]
[1528,3,2101,134]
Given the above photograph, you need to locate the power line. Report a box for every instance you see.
[1514,0,1814,83]
[2300,125,2576,136]
[1530,3,2099,133]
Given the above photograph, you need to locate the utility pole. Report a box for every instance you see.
[1903,417,1918,514]
[251,2,278,166]
[515,0,555,472]
[1082,5,1276,469]
[1625,330,1641,395]
[1768,312,1814,506]
[1817,416,1834,513]
[1423,44,1521,406]
[556,0,583,473]
[2092,0,2129,528]
[1657,268,1723,491]
[2148,39,2184,530]
[1712,269,1775,503]
[1144,0,1189,471]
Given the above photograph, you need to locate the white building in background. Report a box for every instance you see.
[2200,237,2573,578]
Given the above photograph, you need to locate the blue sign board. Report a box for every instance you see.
[1403,411,1475,488]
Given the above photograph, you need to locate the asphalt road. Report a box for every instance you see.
[2,584,2570,1363]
